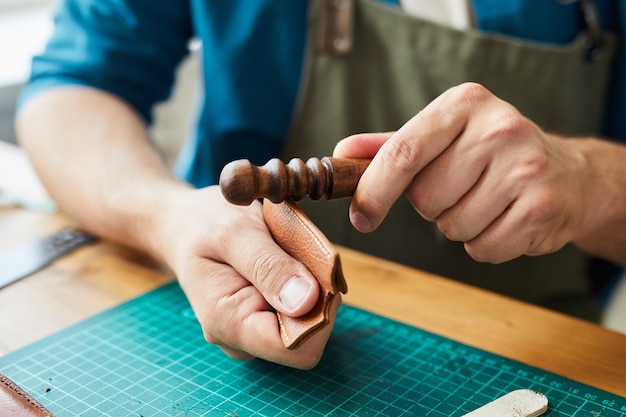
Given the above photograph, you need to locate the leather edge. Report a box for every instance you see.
[263,200,347,349]
[0,373,54,417]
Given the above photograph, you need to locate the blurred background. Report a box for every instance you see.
[0,0,196,166]
[0,0,53,145]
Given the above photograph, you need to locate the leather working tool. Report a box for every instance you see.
[219,157,370,205]
[219,157,368,349]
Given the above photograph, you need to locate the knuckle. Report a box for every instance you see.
[407,187,434,219]
[520,192,566,248]
[480,112,530,147]
[200,310,228,345]
[447,82,492,107]
[382,138,422,176]
[528,190,562,224]
[456,81,490,98]
[198,306,229,346]
[464,242,503,264]
[252,252,283,290]
[437,218,463,242]
[198,293,243,348]
[203,331,221,346]
[201,303,245,349]
[512,155,550,185]
[527,237,557,256]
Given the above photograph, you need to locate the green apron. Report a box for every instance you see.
[281,0,616,321]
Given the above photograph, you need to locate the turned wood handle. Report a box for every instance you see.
[219,157,371,205]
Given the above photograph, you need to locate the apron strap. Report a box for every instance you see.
[316,0,355,55]
[318,0,605,60]
[579,0,603,60]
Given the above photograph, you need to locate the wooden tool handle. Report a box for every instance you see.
[219,157,371,205]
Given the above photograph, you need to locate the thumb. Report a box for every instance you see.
[231,240,321,317]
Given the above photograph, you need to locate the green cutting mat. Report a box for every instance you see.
[1,282,624,417]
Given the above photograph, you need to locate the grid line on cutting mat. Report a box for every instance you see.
[0,282,624,416]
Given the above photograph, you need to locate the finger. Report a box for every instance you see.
[186,260,333,369]
[333,132,395,159]
[464,193,566,264]
[433,123,542,243]
[405,131,487,221]
[179,260,274,355]
[215,202,320,317]
[350,86,473,232]
[238,294,342,369]
[212,280,341,369]
[417,115,524,240]
[464,202,530,264]
[434,165,515,242]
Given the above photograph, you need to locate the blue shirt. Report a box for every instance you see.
[21,0,626,188]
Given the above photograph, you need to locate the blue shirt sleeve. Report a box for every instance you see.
[19,0,193,124]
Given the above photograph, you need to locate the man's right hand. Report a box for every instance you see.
[155,186,336,369]
[17,86,335,370]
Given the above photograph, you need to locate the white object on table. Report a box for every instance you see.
[462,389,549,417]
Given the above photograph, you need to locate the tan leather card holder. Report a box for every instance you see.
[0,373,54,417]
[263,199,347,349]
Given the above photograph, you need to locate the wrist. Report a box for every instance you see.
[569,137,626,264]
[105,178,194,264]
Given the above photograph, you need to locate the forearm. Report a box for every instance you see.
[570,136,626,266]
[15,86,191,259]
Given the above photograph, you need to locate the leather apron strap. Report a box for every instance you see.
[282,0,616,320]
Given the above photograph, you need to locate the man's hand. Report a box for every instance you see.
[17,86,333,369]
[334,82,623,264]
[156,186,334,369]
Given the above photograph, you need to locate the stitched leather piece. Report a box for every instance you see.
[263,199,347,349]
[0,373,54,417]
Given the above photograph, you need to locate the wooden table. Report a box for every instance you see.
[1,207,625,398]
